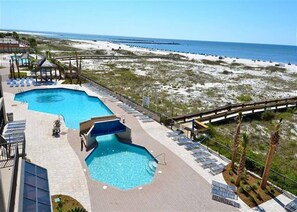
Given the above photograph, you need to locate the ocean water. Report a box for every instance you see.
[16,30,297,64]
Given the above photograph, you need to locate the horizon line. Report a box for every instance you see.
[1,28,296,47]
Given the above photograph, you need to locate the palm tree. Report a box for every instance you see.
[231,112,243,170]
[235,133,249,186]
[69,60,73,84]
[260,119,282,189]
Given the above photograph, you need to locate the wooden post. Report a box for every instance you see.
[69,60,72,84]
[50,68,53,82]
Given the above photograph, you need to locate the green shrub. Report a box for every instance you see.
[237,94,252,102]
[230,178,235,184]
[252,184,258,190]
[261,110,275,121]
[229,170,234,176]
[256,193,262,200]
[245,185,252,192]
[9,71,27,78]
[248,195,255,202]
[238,187,244,193]
[257,180,261,185]
[207,124,217,137]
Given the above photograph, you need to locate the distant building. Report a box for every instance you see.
[0,38,32,53]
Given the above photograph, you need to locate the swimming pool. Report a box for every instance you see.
[86,134,157,190]
[14,88,113,129]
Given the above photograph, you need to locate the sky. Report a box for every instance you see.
[0,0,296,45]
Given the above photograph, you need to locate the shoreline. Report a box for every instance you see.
[5,29,295,65]
[67,38,296,70]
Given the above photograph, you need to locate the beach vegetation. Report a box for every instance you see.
[12,31,19,40]
[265,66,286,73]
[237,94,252,102]
[261,110,275,121]
[201,59,226,66]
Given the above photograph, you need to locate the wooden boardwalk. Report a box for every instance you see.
[173,97,297,124]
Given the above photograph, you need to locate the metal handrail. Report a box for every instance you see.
[7,145,19,212]
[155,153,167,165]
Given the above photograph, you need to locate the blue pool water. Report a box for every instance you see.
[85,134,157,190]
[14,88,113,129]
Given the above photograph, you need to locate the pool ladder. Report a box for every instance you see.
[146,160,158,175]
[58,114,65,122]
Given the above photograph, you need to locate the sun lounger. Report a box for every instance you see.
[3,129,25,135]
[167,130,182,137]
[184,142,200,150]
[3,134,25,143]
[212,180,236,192]
[7,122,26,127]
[201,159,218,169]
[8,120,26,124]
[210,163,226,176]
[6,125,26,131]
[7,79,12,84]
[192,148,208,155]
[141,119,154,123]
[176,137,192,145]
[211,188,237,200]
[284,198,297,212]
[172,134,186,141]
[195,155,210,162]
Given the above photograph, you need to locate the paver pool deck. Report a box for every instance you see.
[0,66,292,211]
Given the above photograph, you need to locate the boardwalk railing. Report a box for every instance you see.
[172,97,297,123]
[55,55,180,61]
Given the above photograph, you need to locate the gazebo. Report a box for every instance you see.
[33,57,58,83]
